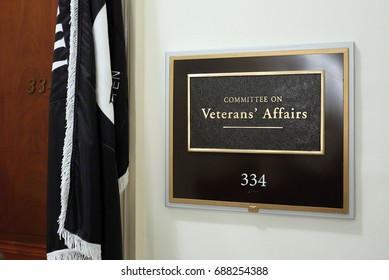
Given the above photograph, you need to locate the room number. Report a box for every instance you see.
[241,173,267,187]
[27,78,49,94]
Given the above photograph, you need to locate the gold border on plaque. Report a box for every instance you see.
[187,70,325,155]
[343,48,350,214]
[169,47,350,215]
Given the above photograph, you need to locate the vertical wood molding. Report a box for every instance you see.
[131,0,145,261]
[121,0,145,260]
[120,0,130,260]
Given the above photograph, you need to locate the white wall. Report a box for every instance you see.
[133,0,389,259]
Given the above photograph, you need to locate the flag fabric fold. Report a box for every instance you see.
[46,0,129,260]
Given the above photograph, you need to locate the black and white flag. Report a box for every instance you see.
[47,0,129,260]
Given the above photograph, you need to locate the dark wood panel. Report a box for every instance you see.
[0,240,46,260]
[0,1,57,259]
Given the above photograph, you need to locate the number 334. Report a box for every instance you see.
[241,173,267,187]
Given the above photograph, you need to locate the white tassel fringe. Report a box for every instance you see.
[118,167,129,194]
[47,249,91,260]
[57,0,78,234]
[54,0,101,260]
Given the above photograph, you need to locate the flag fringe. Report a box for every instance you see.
[47,249,91,260]
[55,0,102,260]
[58,0,78,231]
[57,229,102,260]
[118,167,129,194]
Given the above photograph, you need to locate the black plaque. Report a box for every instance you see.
[189,71,324,154]
[167,45,353,216]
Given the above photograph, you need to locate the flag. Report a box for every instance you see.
[46,0,129,260]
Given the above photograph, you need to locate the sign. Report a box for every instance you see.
[166,43,355,218]
[188,71,324,154]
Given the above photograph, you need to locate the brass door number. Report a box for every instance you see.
[27,79,49,94]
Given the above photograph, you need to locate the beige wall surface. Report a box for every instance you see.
[129,0,389,259]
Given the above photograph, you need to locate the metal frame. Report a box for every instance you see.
[165,42,355,219]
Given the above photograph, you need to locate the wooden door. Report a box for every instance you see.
[0,1,57,259]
